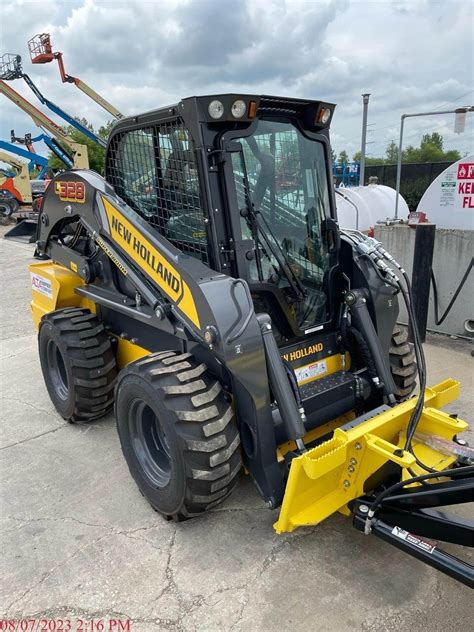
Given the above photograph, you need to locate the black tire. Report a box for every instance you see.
[0,200,15,217]
[115,351,242,520]
[9,199,19,214]
[38,308,117,423]
[389,324,417,401]
[32,197,43,213]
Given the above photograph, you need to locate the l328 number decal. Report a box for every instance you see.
[54,180,85,203]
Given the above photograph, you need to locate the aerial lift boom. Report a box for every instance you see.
[0,149,32,204]
[11,129,73,170]
[0,79,89,169]
[28,33,123,120]
[0,53,106,148]
[0,140,49,178]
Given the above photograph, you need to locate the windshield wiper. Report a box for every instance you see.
[238,145,306,301]
[254,209,306,300]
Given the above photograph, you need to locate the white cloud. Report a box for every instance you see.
[0,0,472,160]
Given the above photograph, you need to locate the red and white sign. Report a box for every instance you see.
[416,155,474,229]
[457,163,474,180]
[457,163,474,209]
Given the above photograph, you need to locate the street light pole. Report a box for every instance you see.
[394,106,473,220]
[394,114,406,220]
[359,93,370,186]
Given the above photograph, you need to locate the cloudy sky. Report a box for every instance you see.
[1,0,473,160]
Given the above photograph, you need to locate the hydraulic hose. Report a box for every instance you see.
[342,229,471,474]
[364,464,474,532]
[342,230,431,470]
[431,258,473,326]
[399,271,431,470]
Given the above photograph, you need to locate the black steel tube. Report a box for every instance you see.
[376,507,474,547]
[365,517,474,589]
[257,314,305,443]
[411,223,436,343]
[382,477,474,509]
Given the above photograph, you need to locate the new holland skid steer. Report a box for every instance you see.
[28,94,473,587]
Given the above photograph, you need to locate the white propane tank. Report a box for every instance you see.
[416,155,474,229]
[335,184,409,231]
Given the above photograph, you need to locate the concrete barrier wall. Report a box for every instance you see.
[374,225,473,337]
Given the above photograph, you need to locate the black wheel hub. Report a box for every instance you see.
[129,399,172,488]
[46,339,69,401]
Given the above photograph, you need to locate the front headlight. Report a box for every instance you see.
[208,100,225,120]
[318,107,331,124]
[231,99,246,119]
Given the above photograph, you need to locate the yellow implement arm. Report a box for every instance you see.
[274,379,468,533]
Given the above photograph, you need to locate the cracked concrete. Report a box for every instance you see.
[1,227,473,631]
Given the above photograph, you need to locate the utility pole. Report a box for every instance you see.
[359,93,370,186]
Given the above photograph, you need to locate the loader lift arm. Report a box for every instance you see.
[28,33,123,121]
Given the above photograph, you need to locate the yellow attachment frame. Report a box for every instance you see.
[274,379,468,533]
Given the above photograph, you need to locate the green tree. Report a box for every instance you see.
[444,149,463,161]
[353,151,383,166]
[338,150,349,164]
[48,121,106,174]
[385,140,398,163]
[331,147,336,162]
[98,119,116,139]
[422,132,443,150]
[401,133,460,164]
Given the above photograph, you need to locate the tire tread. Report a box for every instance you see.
[39,308,117,423]
[115,351,241,520]
[390,325,417,401]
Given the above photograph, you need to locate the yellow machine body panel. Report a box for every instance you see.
[274,379,468,533]
[29,261,150,369]
[29,261,94,327]
[114,337,150,368]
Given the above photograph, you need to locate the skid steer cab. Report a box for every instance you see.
[29,94,473,587]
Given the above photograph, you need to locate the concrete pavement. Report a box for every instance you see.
[1,227,473,631]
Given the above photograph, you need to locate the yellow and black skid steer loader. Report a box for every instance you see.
[29,94,473,587]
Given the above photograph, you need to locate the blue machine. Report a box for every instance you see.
[21,73,106,148]
[11,129,73,169]
[0,140,49,179]
[332,161,360,187]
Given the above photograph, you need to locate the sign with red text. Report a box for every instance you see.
[417,155,474,229]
